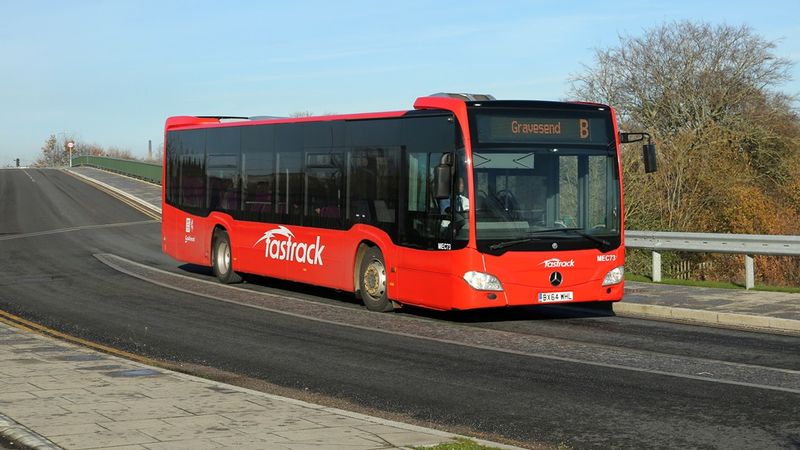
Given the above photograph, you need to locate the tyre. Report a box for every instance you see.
[212,229,242,284]
[359,247,393,312]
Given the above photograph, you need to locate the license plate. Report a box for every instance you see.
[538,291,574,303]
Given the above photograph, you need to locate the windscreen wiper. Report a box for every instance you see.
[488,228,614,252]
[528,227,612,251]
[488,236,544,251]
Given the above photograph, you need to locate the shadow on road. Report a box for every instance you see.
[178,263,616,324]
[398,302,616,324]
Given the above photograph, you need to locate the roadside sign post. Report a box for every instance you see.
[67,141,75,167]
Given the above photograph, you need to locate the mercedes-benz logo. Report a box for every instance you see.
[549,271,563,286]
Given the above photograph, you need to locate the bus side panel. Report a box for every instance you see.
[162,204,210,267]
[230,219,291,284]
[169,206,210,266]
[396,247,515,310]
[231,221,359,292]
[161,204,178,259]
[395,247,457,310]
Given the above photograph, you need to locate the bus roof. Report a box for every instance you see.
[165,94,612,132]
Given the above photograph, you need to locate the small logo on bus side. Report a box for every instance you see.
[184,218,196,243]
[253,225,325,266]
[540,258,575,269]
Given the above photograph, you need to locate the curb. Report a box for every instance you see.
[613,302,800,334]
[0,414,60,450]
[65,169,161,216]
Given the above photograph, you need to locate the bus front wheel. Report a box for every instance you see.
[359,247,393,312]
[212,229,242,284]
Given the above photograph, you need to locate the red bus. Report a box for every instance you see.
[162,93,656,311]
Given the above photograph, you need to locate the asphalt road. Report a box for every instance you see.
[0,438,20,450]
[1,168,799,449]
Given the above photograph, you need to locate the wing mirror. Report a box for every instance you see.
[434,153,453,199]
[620,132,657,173]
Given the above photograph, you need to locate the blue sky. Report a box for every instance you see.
[1,1,798,165]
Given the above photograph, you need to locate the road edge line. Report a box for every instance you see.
[0,310,169,373]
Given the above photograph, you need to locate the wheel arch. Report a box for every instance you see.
[208,212,235,266]
[210,223,242,284]
[353,240,377,300]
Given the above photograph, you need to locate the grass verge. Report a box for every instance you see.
[413,438,506,450]
[625,274,800,294]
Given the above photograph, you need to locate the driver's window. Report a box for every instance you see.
[399,152,453,249]
[452,149,469,244]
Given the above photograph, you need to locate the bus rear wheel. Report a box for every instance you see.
[212,229,242,284]
[359,247,393,312]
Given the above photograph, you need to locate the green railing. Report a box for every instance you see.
[71,156,162,185]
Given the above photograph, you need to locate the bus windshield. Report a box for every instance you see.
[471,147,620,253]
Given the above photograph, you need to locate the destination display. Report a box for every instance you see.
[474,114,610,145]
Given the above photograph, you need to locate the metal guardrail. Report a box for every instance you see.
[71,156,162,185]
[626,231,800,289]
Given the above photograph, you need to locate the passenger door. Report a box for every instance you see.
[395,151,454,309]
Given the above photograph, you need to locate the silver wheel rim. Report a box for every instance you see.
[363,259,386,299]
[217,241,231,274]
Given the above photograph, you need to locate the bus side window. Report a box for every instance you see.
[347,147,398,230]
[305,152,343,229]
[207,154,240,213]
[276,151,303,225]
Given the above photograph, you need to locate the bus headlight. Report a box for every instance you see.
[602,266,624,286]
[463,271,504,291]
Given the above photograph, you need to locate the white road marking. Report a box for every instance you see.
[0,221,156,241]
[22,170,36,183]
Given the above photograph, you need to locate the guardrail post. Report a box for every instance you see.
[745,254,754,290]
[652,251,662,282]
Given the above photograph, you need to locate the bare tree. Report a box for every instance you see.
[33,135,141,167]
[571,22,793,133]
[569,21,797,232]
[34,135,61,167]
[77,142,105,157]
[569,21,800,284]
[34,134,85,167]
[105,146,134,160]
